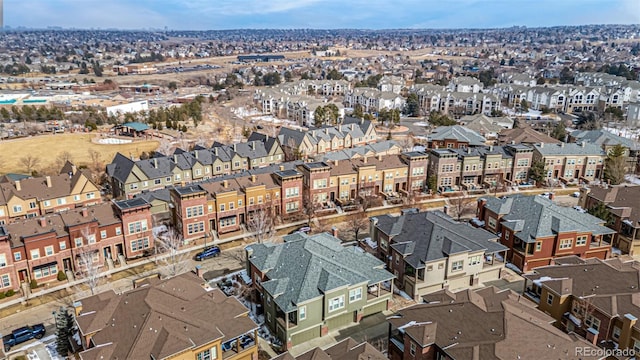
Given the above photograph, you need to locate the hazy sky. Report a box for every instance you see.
[4,0,639,30]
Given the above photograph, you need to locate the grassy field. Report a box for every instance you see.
[0,133,159,174]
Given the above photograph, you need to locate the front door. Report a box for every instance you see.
[63,258,72,272]
[115,243,124,256]
[103,246,112,260]
[18,269,28,283]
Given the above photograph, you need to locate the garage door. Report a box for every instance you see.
[363,300,387,317]
[291,326,321,346]
[326,312,353,331]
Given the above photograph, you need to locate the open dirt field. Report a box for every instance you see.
[0,133,159,174]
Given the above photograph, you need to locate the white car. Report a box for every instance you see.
[573,205,587,213]
[571,191,580,198]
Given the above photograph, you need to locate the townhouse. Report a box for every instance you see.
[388,286,601,360]
[371,210,508,300]
[569,129,639,172]
[0,198,153,290]
[446,76,483,93]
[246,232,394,350]
[428,144,534,192]
[477,194,616,271]
[411,84,501,118]
[344,88,405,113]
[0,165,101,224]
[277,118,377,159]
[580,185,640,255]
[532,142,606,183]
[523,256,640,354]
[497,126,561,146]
[106,136,283,199]
[457,113,514,140]
[426,125,486,149]
[75,272,259,360]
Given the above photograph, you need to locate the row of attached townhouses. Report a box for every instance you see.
[411,84,501,118]
[106,135,284,199]
[0,198,154,292]
[343,87,406,113]
[0,163,101,225]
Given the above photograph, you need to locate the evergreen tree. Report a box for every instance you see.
[55,307,74,356]
[604,144,627,185]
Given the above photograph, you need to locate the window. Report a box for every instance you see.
[101,230,107,239]
[75,237,83,247]
[13,205,22,213]
[59,241,66,250]
[87,234,96,244]
[154,179,162,185]
[0,254,5,267]
[33,264,58,279]
[174,174,181,181]
[186,206,204,218]
[635,339,640,354]
[559,238,572,249]
[546,293,554,305]
[219,216,237,227]
[410,342,416,356]
[196,347,217,360]
[45,246,54,256]
[238,200,243,207]
[131,238,150,252]
[0,274,10,288]
[438,263,444,269]
[585,315,600,331]
[313,179,328,189]
[469,256,481,266]
[195,169,202,176]
[258,196,263,204]
[613,327,621,340]
[166,177,171,182]
[128,220,148,234]
[286,187,299,198]
[328,295,345,312]
[188,222,205,235]
[30,249,40,260]
[142,181,148,188]
[349,288,362,302]
[286,202,299,213]
[86,193,94,200]
[536,242,542,252]
[504,231,510,241]
[43,200,50,207]
[115,227,122,235]
[576,235,588,246]
[29,201,37,209]
[130,183,138,190]
[14,252,21,261]
[299,306,306,321]
[220,204,225,212]
[488,217,497,229]
[451,260,463,272]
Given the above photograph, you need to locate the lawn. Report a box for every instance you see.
[0,133,159,174]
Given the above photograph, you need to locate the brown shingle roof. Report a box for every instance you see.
[77,272,258,360]
[0,171,94,204]
[498,126,561,145]
[588,185,640,226]
[392,286,600,360]
[272,338,387,360]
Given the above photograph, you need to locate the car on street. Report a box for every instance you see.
[3,324,46,352]
[195,246,221,261]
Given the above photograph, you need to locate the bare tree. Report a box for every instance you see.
[20,154,40,174]
[154,228,191,278]
[56,151,73,170]
[348,210,368,241]
[155,139,174,156]
[302,197,320,226]
[246,206,275,244]
[76,247,103,296]
[450,192,475,221]
[396,134,415,151]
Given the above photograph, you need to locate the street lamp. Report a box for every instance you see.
[203,232,209,250]
[52,310,58,329]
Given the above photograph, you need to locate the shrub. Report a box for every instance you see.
[57,271,67,281]
[30,279,38,289]
[0,292,5,299]
[5,289,15,297]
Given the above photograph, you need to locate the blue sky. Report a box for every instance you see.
[4,0,639,30]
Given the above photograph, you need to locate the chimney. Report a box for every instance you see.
[250,141,255,150]
[81,208,88,217]
[251,174,257,183]
[511,140,515,145]
[73,301,83,317]
[377,154,382,161]
[619,313,637,348]
[214,148,218,156]
[223,180,228,188]
[350,124,355,131]
[540,142,544,148]
[581,141,586,148]
[489,145,494,151]
[46,176,52,188]
[195,265,204,279]
[334,159,339,166]
[71,165,77,175]
[173,155,178,163]
[549,193,555,201]
[233,144,237,152]
[194,150,199,159]
[560,142,565,148]
[15,180,21,191]
[325,128,329,135]
[39,217,47,227]
[331,226,339,238]
[443,205,449,215]
[279,165,285,171]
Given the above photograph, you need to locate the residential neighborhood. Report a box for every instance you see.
[0,7,640,360]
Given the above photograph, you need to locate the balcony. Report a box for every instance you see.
[275,307,297,329]
[222,333,257,359]
[367,281,392,301]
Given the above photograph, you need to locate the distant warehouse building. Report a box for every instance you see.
[237,54,285,62]
[106,100,149,116]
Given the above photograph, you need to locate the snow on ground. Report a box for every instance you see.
[97,138,133,144]
[506,262,523,274]
[603,126,640,140]
[625,175,640,185]
[414,122,429,127]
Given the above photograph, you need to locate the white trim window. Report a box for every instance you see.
[299,306,306,321]
[328,295,345,312]
[349,288,362,302]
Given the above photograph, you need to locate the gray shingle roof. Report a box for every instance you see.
[249,233,393,312]
[376,211,506,269]
[533,142,605,156]
[428,125,486,146]
[570,129,640,151]
[482,194,616,243]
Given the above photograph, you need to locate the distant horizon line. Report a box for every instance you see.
[1,23,638,32]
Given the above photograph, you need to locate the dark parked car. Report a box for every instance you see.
[195,246,221,261]
[3,324,46,352]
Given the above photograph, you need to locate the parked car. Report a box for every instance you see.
[573,205,587,213]
[3,324,46,352]
[571,191,581,198]
[288,225,311,235]
[195,246,221,261]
